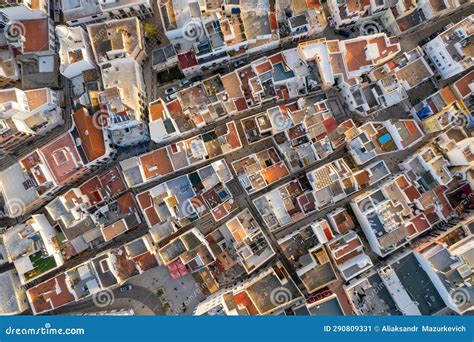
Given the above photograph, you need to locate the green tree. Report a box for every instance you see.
[143,23,157,40]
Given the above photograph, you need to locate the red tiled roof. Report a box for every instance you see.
[139,148,174,180]
[116,192,138,214]
[40,133,84,185]
[144,207,161,226]
[269,53,284,65]
[403,185,421,202]
[27,273,75,314]
[269,12,278,30]
[137,191,152,209]
[72,108,106,162]
[234,97,248,111]
[255,61,272,75]
[178,51,198,69]
[344,40,371,71]
[453,70,474,98]
[410,214,430,234]
[323,117,338,133]
[233,291,259,315]
[226,121,242,149]
[21,18,50,53]
[134,252,158,271]
[99,167,126,196]
[79,176,103,205]
[102,219,127,241]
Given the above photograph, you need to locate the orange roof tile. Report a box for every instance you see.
[102,219,127,241]
[149,100,166,121]
[144,207,161,226]
[261,162,289,185]
[27,273,75,313]
[116,192,138,214]
[21,18,50,53]
[269,53,284,65]
[137,191,152,209]
[139,148,174,180]
[453,71,474,98]
[439,87,457,105]
[24,89,48,111]
[344,40,371,71]
[269,12,278,31]
[40,132,84,184]
[72,107,106,162]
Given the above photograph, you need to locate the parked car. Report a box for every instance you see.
[166,92,178,101]
[214,68,226,74]
[178,79,190,88]
[120,285,133,292]
[164,86,177,95]
[233,59,247,68]
[335,29,351,37]
[190,76,202,83]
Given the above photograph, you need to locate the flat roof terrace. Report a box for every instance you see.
[392,253,446,315]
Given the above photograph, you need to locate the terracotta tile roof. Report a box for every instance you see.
[439,86,457,105]
[269,53,284,65]
[149,100,166,121]
[255,61,272,75]
[226,121,241,149]
[116,192,138,214]
[144,207,161,226]
[0,89,17,103]
[166,99,184,119]
[410,214,430,234]
[453,70,474,98]
[139,148,174,180]
[72,107,106,162]
[234,97,248,111]
[344,40,371,71]
[24,89,48,111]
[269,12,278,31]
[261,162,289,185]
[79,176,103,205]
[40,132,84,184]
[344,36,400,72]
[27,273,75,314]
[354,170,370,187]
[99,167,126,195]
[137,191,152,209]
[21,18,50,53]
[134,252,158,271]
[403,185,421,202]
[102,219,127,241]
[178,51,198,69]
